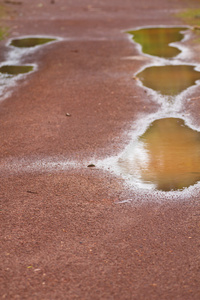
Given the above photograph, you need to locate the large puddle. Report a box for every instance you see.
[137,64,200,96]
[127,27,188,58]
[118,118,200,191]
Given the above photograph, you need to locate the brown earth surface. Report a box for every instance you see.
[1,0,200,299]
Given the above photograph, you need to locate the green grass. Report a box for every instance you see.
[175,8,200,43]
[0,5,6,19]
[0,5,9,40]
[0,27,8,40]
[176,8,200,26]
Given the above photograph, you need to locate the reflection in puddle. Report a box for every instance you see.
[127,27,188,58]
[0,65,33,75]
[10,37,56,48]
[118,118,200,191]
[137,65,200,96]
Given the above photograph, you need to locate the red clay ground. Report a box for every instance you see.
[1,0,200,299]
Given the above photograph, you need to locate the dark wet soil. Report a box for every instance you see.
[1,0,200,299]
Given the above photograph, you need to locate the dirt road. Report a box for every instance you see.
[1,0,200,299]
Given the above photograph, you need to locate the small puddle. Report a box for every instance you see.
[0,65,33,75]
[137,64,200,96]
[118,118,200,191]
[0,35,61,101]
[127,27,188,58]
[10,37,56,48]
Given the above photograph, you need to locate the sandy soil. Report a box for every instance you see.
[1,0,200,299]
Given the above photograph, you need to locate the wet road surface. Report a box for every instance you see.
[1,0,200,299]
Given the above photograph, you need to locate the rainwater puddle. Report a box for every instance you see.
[0,65,33,75]
[0,35,61,101]
[127,27,188,58]
[10,37,56,48]
[96,26,200,194]
[118,118,200,191]
[137,64,200,96]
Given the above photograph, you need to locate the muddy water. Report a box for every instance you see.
[115,26,200,191]
[0,65,33,75]
[10,37,56,48]
[127,27,188,58]
[119,118,200,191]
[137,65,200,96]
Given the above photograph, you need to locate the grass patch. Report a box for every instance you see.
[0,5,7,19]
[176,8,200,26]
[176,8,200,43]
[0,5,9,40]
[0,27,8,40]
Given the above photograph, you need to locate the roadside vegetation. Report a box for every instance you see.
[177,8,200,26]
[0,27,8,40]
[176,8,200,42]
[0,5,9,40]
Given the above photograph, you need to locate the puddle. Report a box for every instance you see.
[1,27,200,196]
[127,27,188,58]
[118,118,200,191]
[114,26,200,194]
[137,64,200,96]
[0,35,61,101]
[0,65,33,75]
[10,37,56,48]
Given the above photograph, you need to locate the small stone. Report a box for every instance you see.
[66,113,71,117]
[87,164,95,168]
